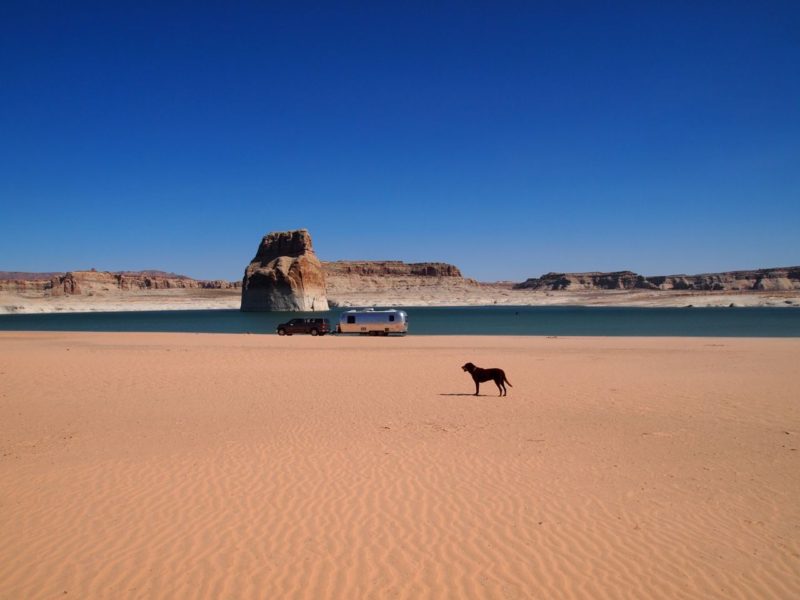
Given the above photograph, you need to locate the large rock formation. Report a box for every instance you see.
[321,260,479,306]
[323,261,463,278]
[513,271,642,291]
[513,267,800,292]
[240,229,329,311]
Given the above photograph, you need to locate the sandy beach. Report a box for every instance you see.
[1,333,798,599]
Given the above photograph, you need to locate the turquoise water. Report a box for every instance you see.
[0,306,798,336]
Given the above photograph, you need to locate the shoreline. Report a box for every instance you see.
[1,288,798,315]
[2,330,800,341]
[2,304,799,338]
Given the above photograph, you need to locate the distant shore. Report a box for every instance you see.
[0,288,243,314]
[1,286,799,314]
[3,264,798,314]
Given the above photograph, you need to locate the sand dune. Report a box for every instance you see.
[1,333,798,598]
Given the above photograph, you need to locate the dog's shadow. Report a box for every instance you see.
[439,393,486,397]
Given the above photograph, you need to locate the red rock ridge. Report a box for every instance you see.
[514,267,800,292]
[0,270,240,296]
[322,261,463,278]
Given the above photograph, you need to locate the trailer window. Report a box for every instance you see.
[347,316,356,324]
[389,315,395,322]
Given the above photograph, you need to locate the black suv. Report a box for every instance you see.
[276,318,331,336]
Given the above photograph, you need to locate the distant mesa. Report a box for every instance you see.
[240,229,329,311]
[321,260,478,306]
[513,267,800,292]
[322,261,463,278]
[513,271,642,291]
[0,270,239,296]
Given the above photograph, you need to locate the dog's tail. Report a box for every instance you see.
[504,374,513,387]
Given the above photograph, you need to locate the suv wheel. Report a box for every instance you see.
[277,328,286,336]
[310,328,319,336]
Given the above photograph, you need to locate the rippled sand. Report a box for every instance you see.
[1,333,798,599]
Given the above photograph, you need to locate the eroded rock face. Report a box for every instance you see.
[320,260,479,307]
[240,229,329,311]
[513,271,643,291]
[0,270,240,296]
[322,261,463,278]
[513,267,800,291]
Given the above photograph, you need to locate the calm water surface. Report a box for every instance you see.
[1,306,799,337]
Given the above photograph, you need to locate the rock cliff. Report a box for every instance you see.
[322,260,461,277]
[323,261,463,278]
[321,260,479,306]
[514,267,800,292]
[0,270,240,296]
[240,229,329,311]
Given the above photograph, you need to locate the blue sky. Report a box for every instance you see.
[1,1,798,281]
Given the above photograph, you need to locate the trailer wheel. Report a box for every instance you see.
[310,328,319,336]
[277,328,286,336]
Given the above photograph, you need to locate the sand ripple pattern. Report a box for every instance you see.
[1,333,799,599]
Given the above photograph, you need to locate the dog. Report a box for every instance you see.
[462,362,512,396]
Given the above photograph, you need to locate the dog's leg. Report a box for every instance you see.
[475,381,480,396]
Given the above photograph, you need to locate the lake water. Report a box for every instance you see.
[0,306,799,337]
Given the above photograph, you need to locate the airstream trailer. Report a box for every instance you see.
[338,308,409,336]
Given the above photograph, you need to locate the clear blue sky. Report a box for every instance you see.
[1,1,798,281]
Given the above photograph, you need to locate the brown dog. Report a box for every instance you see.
[462,362,512,396]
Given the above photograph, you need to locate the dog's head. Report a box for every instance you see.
[462,362,476,373]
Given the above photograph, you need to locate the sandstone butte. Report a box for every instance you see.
[240,229,329,312]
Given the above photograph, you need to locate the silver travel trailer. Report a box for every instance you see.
[338,308,409,335]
